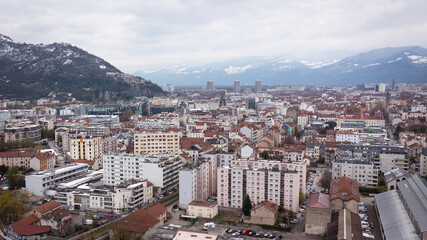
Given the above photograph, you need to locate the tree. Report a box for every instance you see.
[6,166,20,189]
[318,171,332,190]
[346,105,360,115]
[0,190,27,224]
[259,151,270,159]
[299,191,306,205]
[111,225,131,240]
[120,109,134,122]
[326,121,337,130]
[393,125,403,139]
[0,165,8,176]
[242,194,252,216]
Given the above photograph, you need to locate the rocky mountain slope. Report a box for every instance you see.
[136,46,427,86]
[0,34,164,101]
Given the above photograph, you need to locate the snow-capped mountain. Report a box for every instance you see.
[136,46,427,86]
[0,33,163,101]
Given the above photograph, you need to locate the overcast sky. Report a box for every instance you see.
[1,0,426,72]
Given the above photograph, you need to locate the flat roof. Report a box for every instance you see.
[375,190,419,240]
[396,175,427,234]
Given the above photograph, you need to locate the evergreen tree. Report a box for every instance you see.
[242,194,252,216]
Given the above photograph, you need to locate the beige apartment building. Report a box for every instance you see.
[217,164,302,212]
[134,129,182,155]
[69,135,102,161]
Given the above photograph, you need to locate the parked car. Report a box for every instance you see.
[242,229,252,235]
[359,214,368,221]
[248,231,256,236]
[231,232,240,236]
[256,232,264,237]
[361,221,370,229]
[370,222,375,229]
[299,208,305,212]
[264,232,273,238]
[290,219,299,224]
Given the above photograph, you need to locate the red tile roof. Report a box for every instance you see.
[145,203,167,219]
[188,201,217,208]
[12,214,39,225]
[0,149,36,158]
[308,193,330,209]
[11,224,50,236]
[253,200,279,215]
[34,200,61,214]
[330,176,360,202]
[109,207,160,234]
[34,152,54,161]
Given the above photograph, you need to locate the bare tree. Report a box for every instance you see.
[318,172,332,190]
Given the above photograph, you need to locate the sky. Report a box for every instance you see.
[1,0,427,73]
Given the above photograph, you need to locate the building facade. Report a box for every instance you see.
[134,129,182,155]
[103,153,184,190]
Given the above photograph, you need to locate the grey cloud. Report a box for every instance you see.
[0,0,426,72]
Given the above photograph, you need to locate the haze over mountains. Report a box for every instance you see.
[135,46,427,86]
[0,34,164,101]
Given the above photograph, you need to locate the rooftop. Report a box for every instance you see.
[307,193,330,209]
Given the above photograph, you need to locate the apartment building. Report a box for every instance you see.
[25,163,89,196]
[103,153,184,190]
[133,129,182,155]
[335,131,359,144]
[69,135,102,161]
[3,122,41,142]
[231,159,307,193]
[0,148,37,169]
[332,152,379,187]
[217,166,300,212]
[337,145,408,173]
[297,114,309,129]
[337,116,385,129]
[55,179,153,211]
[30,152,56,171]
[178,158,217,208]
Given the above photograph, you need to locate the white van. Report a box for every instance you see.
[203,222,215,230]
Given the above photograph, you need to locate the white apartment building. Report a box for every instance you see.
[332,158,379,187]
[178,158,217,208]
[376,153,409,173]
[103,153,184,190]
[297,114,309,129]
[25,163,89,196]
[217,166,300,212]
[134,129,182,155]
[336,131,359,144]
[55,179,153,211]
[231,159,307,193]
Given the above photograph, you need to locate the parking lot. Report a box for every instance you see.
[145,207,322,240]
[360,196,381,239]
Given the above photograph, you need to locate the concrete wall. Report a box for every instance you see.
[305,207,332,235]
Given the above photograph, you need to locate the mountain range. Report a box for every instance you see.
[135,46,427,86]
[0,34,164,101]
